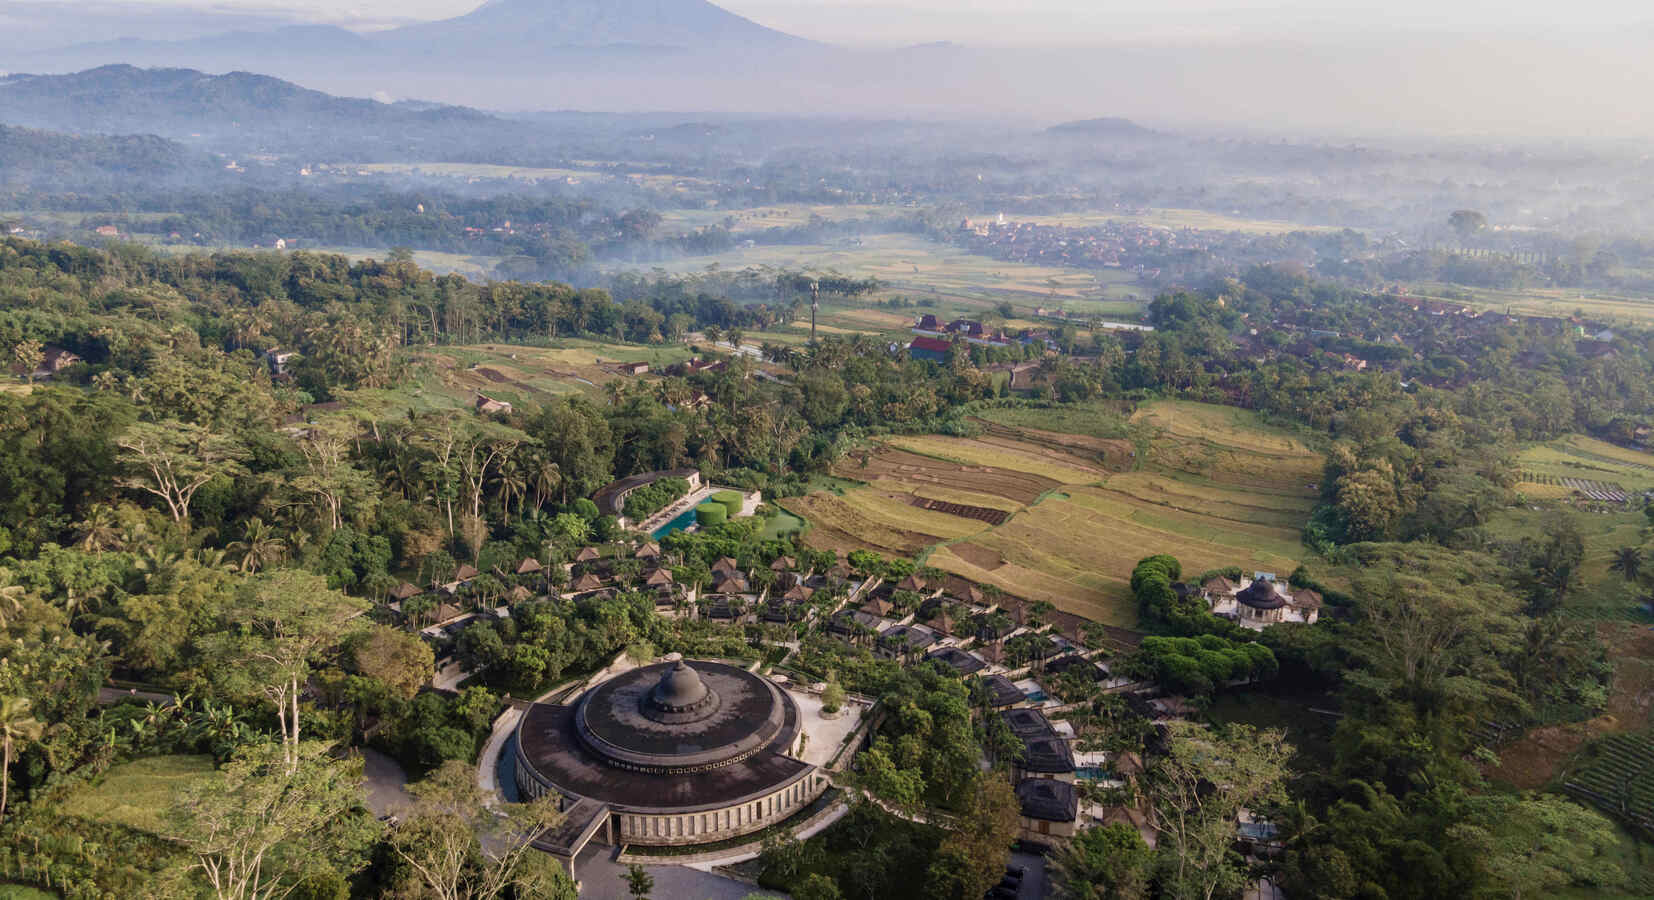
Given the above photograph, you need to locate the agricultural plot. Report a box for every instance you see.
[57,754,217,834]
[1562,731,1654,836]
[883,434,1110,485]
[614,233,1115,308]
[787,400,1320,626]
[1413,282,1654,328]
[1516,436,1654,499]
[967,207,1343,235]
[353,340,691,419]
[334,162,716,192]
[1130,400,1323,492]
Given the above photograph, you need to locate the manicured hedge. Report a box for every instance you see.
[623,476,691,521]
[712,490,745,518]
[696,503,728,526]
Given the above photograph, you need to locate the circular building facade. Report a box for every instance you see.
[515,659,828,847]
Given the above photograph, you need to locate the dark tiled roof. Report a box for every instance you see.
[1000,707,1058,740]
[980,674,1025,707]
[926,647,986,676]
[1044,655,1105,682]
[1016,778,1078,822]
[1237,580,1285,610]
[1021,737,1076,774]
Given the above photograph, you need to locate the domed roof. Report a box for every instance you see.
[571,660,791,772]
[1236,580,1286,610]
[651,660,711,712]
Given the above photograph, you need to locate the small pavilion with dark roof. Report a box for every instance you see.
[1015,779,1079,842]
[980,674,1026,708]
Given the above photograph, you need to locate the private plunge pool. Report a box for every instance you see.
[651,505,699,539]
[1076,766,1118,782]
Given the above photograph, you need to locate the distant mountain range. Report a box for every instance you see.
[1046,118,1156,138]
[10,0,810,74]
[378,0,809,52]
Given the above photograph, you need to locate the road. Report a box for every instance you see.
[572,846,763,900]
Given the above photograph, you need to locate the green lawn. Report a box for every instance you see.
[56,754,217,834]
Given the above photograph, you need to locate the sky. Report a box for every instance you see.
[20,0,1654,46]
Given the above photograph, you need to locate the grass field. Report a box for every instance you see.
[657,204,894,234]
[1517,436,1654,497]
[785,399,1319,626]
[611,233,1116,308]
[344,339,692,420]
[57,754,217,834]
[334,162,715,192]
[1413,282,1654,327]
[969,207,1343,235]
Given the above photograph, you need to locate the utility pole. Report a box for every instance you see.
[810,280,820,345]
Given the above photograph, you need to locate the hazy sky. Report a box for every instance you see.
[26,0,1654,46]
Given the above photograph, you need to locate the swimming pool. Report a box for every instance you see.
[651,505,699,539]
[1076,766,1117,781]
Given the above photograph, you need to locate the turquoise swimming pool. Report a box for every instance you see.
[651,506,699,539]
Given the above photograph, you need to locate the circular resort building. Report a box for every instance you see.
[514,659,830,855]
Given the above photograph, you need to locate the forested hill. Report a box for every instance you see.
[0,66,506,156]
[0,124,196,179]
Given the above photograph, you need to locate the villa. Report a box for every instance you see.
[1202,573,1322,629]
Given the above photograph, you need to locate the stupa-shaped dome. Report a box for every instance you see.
[650,660,712,713]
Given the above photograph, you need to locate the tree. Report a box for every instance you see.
[1049,821,1152,899]
[1608,546,1643,584]
[227,517,287,574]
[923,776,1021,900]
[821,680,846,714]
[0,695,41,824]
[115,420,249,523]
[9,339,42,384]
[1448,210,1488,240]
[1148,721,1291,900]
[353,626,436,701]
[792,874,843,900]
[200,571,368,770]
[1453,794,1627,899]
[623,864,654,900]
[391,760,573,900]
[161,741,378,900]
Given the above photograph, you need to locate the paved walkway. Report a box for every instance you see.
[572,845,763,900]
[360,747,415,820]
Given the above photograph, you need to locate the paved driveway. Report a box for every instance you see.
[360,747,416,820]
[573,846,765,900]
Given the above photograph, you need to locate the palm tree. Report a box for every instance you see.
[0,696,42,823]
[74,505,124,553]
[1609,547,1644,584]
[227,518,287,574]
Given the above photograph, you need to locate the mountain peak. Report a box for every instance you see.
[383,0,810,51]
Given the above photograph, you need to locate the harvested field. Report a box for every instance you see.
[973,417,1134,468]
[777,493,948,557]
[884,434,1108,485]
[910,496,1011,525]
[788,400,1317,628]
[835,447,1060,505]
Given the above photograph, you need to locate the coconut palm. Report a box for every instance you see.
[73,504,124,553]
[226,517,287,574]
[1609,547,1644,584]
[0,696,42,823]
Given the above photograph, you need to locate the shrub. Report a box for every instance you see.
[712,490,745,518]
[696,503,728,526]
[622,476,691,521]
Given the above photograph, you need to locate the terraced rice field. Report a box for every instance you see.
[1516,436,1654,499]
[1563,731,1654,835]
[883,434,1110,485]
[1130,400,1323,491]
[788,400,1320,626]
